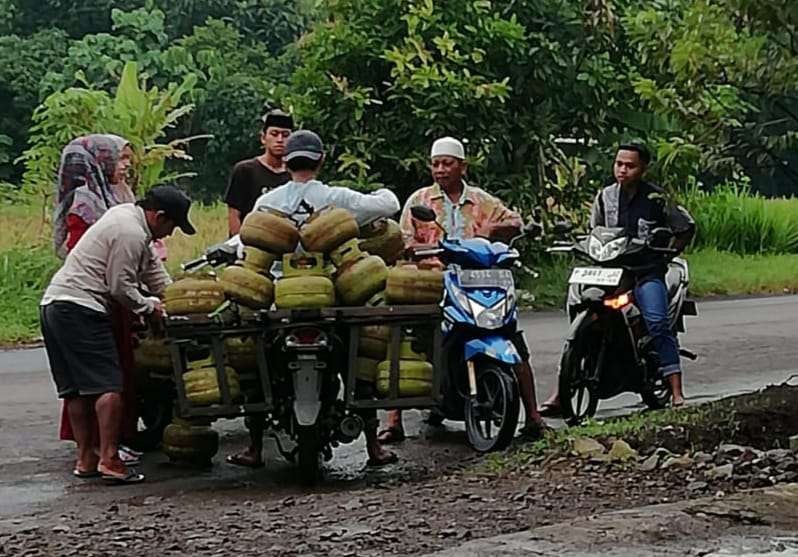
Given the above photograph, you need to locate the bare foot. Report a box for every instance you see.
[225,448,264,468]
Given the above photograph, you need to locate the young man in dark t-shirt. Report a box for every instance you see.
[224,109,294,236]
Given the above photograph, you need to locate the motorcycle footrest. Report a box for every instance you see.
[679,348,698,361]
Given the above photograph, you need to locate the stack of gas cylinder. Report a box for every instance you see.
[357,221,445,399]
[156,355,243,465]
[227,209,302,308]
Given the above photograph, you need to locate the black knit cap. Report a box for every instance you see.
[261,108,294,131]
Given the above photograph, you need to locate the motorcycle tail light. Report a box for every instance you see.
[287,327,327,347]
[603,292,632,310]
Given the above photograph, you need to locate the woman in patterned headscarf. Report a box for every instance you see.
[53,134,146,466]
[53,134,134,255]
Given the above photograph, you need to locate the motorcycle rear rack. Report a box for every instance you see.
[163,304,444,419]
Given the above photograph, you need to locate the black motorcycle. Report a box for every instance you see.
[549,224,698,425]
[174,241,365,484]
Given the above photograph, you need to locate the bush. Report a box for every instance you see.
[0,247,60,343]
[683,183,798,255]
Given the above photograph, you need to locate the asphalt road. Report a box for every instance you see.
[1,295,797,524]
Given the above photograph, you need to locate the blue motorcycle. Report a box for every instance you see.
[410,206,538,452]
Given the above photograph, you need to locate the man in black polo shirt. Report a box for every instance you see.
[540,143,694,414]
[224,109,294,236]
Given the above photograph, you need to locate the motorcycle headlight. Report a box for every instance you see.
[588,236,626,262]
[470,298,507,330]
[588,235,603,260]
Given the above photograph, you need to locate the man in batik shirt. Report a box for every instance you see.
[378,137,547,444]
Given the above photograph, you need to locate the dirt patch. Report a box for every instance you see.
[632,384,798,454]
[4,386,798,557]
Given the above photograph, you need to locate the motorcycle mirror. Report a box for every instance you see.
[524,220,543,239]
[553,220,573,237]
[411,205,437,223]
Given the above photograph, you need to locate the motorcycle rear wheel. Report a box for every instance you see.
[296,424,322,486]
[464,363,520,452]
[559,338,599,426]
[132,382,174,451]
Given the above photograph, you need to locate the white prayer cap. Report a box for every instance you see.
[430,136,465,160]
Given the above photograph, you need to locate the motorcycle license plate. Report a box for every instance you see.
[458,269,514,289]
[569,267,623,286]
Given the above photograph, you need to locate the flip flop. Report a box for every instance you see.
[73,469,101,479]
[225,453,265,469]
[118,450,141,467]
[367,452,399,468]
[101,469,145,485]
[119,444,143,458]
[376,427,405,444]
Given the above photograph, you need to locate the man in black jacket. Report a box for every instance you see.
[540,143,694,414]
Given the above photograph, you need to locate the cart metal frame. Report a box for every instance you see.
[164,305,444,420]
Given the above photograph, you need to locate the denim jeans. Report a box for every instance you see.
[634,278,681,377]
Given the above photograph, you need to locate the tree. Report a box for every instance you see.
[282,0,643,223]
[18,62,199,214]
[0,30,69,180]
[625,0,798,193]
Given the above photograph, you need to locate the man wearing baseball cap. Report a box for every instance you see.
[40,184,193,484]
[226,129,401,469]
[224,108,294,236]
[379,137,547,443]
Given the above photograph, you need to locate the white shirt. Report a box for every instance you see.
[252,179,400,226]
[233,179,400,276]
[41,204,170,315]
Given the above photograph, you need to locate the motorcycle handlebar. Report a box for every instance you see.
[181,256,208,272]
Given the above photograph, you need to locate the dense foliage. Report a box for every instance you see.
[1,0,797,209]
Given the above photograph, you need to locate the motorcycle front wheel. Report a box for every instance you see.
[559,337,600,426]
[464,363,520,452]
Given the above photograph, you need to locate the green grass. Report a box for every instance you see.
[5,197,798,344]
[688,249,798,297]
[684,184,798,255]
[480,405,705,473]
[0,247,61,344]
[520,249,798,309]
[0,203,227,344]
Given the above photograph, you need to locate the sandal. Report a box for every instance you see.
[101,468,145,485]
[538,403,562,419]
[119,444,143,458]
[376,427,405,445]
[367,452,399,468]
[225,453,265,469]
[118,448,141,467]
[73,468,100,479]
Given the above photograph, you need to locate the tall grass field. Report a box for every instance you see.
[2,185,798,343]
[683,184,798,255]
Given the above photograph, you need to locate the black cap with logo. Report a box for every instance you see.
[140,185,196,235]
